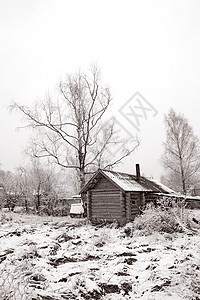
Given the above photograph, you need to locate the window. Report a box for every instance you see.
[130,193,138,205]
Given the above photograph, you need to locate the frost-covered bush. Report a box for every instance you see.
[133,206,180,234]
[39,204,70,216]
[0,257,38,300]
[131,200,194,235]
[0,212,13,224]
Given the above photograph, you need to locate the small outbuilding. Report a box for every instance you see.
[80,165,175,225]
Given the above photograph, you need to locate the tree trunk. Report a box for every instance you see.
[182,177,186,195]
[79,168,86,190]
[24,196,28,213]
[35,192,41,212]
[180,160,187,194]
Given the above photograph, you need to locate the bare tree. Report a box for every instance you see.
[162,108,200,194]
[15,167,30,212]
[10,65,139,189]
[0,170,19,210]
[27,159,57,212]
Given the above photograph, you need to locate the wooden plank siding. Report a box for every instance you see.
[86,191,92,220]
[92,176,117,190]
[120,192,126,224]
[145,192,158,204]
[89,189,143,224]
[126,192,131,222]
[126,192,142,222]
[90,189,121,221]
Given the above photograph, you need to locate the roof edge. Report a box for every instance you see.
[79,169,101,194]
[79,169,126,194]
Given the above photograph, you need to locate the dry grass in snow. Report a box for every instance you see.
[0,209,200,300]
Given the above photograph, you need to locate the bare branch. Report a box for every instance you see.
[10,65,138,189]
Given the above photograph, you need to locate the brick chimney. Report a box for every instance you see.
[136,164,141,182]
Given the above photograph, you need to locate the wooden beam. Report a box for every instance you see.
[126,192,131,222]
[87,191,92,220]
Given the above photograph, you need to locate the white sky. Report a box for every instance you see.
[0,0,200,179]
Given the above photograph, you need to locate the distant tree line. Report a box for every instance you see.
[0,159,67,215]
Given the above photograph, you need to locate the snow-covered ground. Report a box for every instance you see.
[0,210,200,300]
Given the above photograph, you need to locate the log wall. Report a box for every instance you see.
[127,192,141,220]
[90,189,121,222]
[145,192,158,204]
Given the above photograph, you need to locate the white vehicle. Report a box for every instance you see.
[70,202,84,218]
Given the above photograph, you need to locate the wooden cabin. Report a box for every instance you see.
[80,165,175,225]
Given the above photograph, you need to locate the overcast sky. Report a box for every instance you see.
[0,0,200,179]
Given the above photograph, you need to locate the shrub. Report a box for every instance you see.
[133,206,180,234]
[38,204,69,216]
[0,257,38,299]
[130,199,196,235]
[0,212,13,224]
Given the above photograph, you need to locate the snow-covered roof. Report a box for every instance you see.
[102,170,150,192]
[147,177,175,194]
[80,169,176,194]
